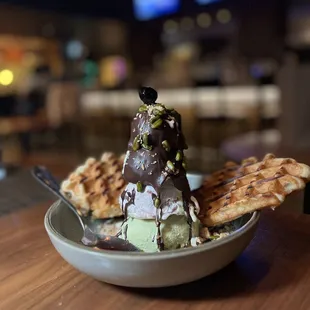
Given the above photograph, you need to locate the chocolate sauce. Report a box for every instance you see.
[256,174,283,185]
[123,224,128,241]
[120,189,136,240]
[79,176,88,184]
[155,206,164,251]
[207,160,267,193]
[183,193,192,245]
[123,109,188,192]
[207,173,284,204]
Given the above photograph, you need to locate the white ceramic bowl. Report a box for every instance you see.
[187,172,205,191]
[44,199,260,288]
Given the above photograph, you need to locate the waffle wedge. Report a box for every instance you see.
[196,154,310,226]
[61,152,126,219]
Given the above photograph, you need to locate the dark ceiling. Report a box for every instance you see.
[0,0,250,21]
[0,0,294,22]
[0,0,135,20]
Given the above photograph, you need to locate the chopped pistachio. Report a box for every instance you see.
[153,108,164,116]
[166,160,175,172]
[142,133,152,150]
[151,118,163,129]
[162,140,170,152]
[142,133,149,146]
[154,197,161,208]
[138,104,148,112]
[143,145,152,151]
[150,115,160,123]
[157,103,166,109]
[209,235,219,240]
[175,150,183,161]
[182,155,187,169]
[155,105,165,112]
[132,135,141,151]
[137,181,143,192]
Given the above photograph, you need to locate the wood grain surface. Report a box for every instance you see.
[1,203,310,310]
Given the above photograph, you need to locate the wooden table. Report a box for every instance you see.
[0,115,49,136]
[1,204,310,309]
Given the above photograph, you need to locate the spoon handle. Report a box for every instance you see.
[32,165,61,192]
[31,166,83,221]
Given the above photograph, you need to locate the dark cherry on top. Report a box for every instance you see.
[139,87,158,105]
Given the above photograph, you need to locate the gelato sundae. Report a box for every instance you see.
[58,87,310,254]
[120,87,201,252]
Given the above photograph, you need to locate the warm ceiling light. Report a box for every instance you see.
[217,9,231,24]
[0,69,13,86]
[197,13,212,28]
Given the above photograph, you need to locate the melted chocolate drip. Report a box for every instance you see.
[183,193,192,245]
[155,206,164,251]
[120,189,136,240]
[123,108,187,192]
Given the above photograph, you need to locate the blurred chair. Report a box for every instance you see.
[45,81,80,151]
[176,105,201,171]
[218,85,280,163]
[80,107,116,156]
[177,106,198,146]
[79,91,128,156]
[46,81,80,128]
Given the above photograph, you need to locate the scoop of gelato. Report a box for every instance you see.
[120,179,187,220]
[122,215,200,252]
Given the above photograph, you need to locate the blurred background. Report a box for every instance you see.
[0,0,309,177]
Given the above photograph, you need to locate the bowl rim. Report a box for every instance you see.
[45,200,260,260]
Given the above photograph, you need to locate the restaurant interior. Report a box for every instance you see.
[0,0,309,214]
[2,1,310,308]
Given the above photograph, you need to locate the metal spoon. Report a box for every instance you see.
[31,166,140,252]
